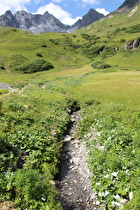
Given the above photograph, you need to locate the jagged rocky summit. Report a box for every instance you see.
[0,9,104,34]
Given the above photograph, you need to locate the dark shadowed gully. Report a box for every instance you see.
[55,111,101,210]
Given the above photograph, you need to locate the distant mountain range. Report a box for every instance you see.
[0,9,104,34]
[0,0,139,34]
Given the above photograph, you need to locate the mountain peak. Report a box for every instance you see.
[117,0,140,13]
[71,8,104,32]
[5,10,13,16]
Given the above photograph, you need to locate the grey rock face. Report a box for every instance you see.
[0,9,104,34]
[71,9,104,32]
[15,11,70,33]
[0,10,70,33]
[0,10,19,28]
[116,0,140,13]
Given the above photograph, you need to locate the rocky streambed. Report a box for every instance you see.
[56,111,101,210]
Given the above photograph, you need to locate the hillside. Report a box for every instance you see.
[0,28,91,73]
[74,4,140,67]
[0,4,140,77]
[0,1,140,210]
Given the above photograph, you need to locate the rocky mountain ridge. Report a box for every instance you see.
[71,9,104,32]
[115,0,140,13]
[0,9,104,34]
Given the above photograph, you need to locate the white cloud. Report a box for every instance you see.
[0,0,30,15]
[37,3,81,25]
[96,8,109,16]
[62,16,81,25]
[37,3,69,20]
[82,0,100,4]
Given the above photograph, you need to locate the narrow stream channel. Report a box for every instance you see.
[55,111,101,210]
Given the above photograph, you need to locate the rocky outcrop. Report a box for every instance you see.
[0,9,104,34]
[124,39,140,49]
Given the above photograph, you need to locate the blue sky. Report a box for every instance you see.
[0,0,125,25]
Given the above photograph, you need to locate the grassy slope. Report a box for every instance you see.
[74,4,140,67]
[74,4,140,36]
[0,28,90,72]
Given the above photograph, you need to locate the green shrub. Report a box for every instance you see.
[82,45,105,58]
[120,38,126,42]
[16,59,54,74]
[41,44,47,48]
[36,53,43,57]
[91,61,111,69]
[125,24,140,33]
[99,46,116,58]
[0,66,5,69]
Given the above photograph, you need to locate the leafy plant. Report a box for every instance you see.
[16,59,54,73]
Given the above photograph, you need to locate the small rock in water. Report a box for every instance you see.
[64,135,72,142]
[69,165,75,170]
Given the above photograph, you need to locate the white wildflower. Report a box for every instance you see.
[100,146,104,151]
[125,169,129,175]
[104,174,109,178]
[114,194,120,200]
[96,182,101,186]
[129,192,133,200]
[41,197,46,202]
[112,172,118,177]
[120,198,127,204]
[104,191,110,197]
[96,132,100,137]
[98,192,104,197]
[112,201,121,207]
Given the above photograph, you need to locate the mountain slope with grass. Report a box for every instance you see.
[0,1,140,209]
[74,3,140,68]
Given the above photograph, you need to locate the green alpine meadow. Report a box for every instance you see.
[0,3,140,210]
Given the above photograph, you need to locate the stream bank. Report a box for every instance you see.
[55,111,101,210]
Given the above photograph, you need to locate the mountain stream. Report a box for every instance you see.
[55,111,101,210]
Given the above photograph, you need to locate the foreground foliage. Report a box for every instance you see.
[0,83,80,209]
[0,68,140,209]
[78,101,140,209]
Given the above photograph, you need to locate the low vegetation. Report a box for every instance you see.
[16,59,54,73]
